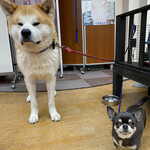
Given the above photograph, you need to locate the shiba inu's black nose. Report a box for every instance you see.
[21,29,31,38]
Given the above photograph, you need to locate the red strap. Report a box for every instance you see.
[61,46,150,66]
[62,46,115,62]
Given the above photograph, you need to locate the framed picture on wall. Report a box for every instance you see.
[82,0,115,26]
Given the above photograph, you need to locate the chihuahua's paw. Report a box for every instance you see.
[28,114,39,124]
[26,95,31,103]
[50,112,61,122]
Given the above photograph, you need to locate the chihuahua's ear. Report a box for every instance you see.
[38,0,55,20]
[133,107,144,122]
[0,0,17,16]
[107,106,116,121]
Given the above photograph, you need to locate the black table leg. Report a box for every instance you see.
[113,70,123,97]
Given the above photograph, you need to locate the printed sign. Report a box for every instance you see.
[82,0,115,26]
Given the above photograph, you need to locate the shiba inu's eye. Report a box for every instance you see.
[33,22,40,26]
[18,23,23,26]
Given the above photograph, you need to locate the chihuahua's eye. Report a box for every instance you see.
[18,23,23,26]
[116,122,119,126]
[33,22,40,26]
[131,122,135,126]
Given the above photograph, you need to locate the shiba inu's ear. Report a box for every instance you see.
[107,106,117,121]
[38,0,55,20]
[0,0,17,16]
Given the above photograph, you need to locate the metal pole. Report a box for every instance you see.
[56,0,63,78]
[81,0,87,74]
[82,25,86,68]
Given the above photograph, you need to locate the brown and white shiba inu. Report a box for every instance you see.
[0,0,61,124]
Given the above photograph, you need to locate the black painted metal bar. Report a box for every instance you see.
[114,63,150,86]
[115,15,126,62]
[113,67,123,97]
[139,11,147,66]
[118,4,150,17]
[128,14,134,64]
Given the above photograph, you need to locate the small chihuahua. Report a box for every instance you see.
[107,96,150,150]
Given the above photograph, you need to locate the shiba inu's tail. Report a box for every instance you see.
[136,96,150,106]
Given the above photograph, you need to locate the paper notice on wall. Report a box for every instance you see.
[82,0,115,26]
[9,0,41,5]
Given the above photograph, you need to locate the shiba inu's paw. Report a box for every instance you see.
[28,114,39,124]
[50,112,61,122]
[26,95,31,102]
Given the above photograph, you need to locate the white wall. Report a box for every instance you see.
[147,0,150,25]
[129,0,140,26]
[115,0,148,15]
[139,0,147,7]
[115,0,128,15]
[0,8,13,74]
[115,0,123,15]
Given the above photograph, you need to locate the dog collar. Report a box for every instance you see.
[40,39,56,53]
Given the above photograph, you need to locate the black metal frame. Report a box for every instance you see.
[113,5,150,97]
[9,36,21,89]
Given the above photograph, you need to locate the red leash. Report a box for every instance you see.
[61,46,115,62]
[57,44,150,66]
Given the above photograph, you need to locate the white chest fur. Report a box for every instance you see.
[16,47,59,80]
[113,137,137,149]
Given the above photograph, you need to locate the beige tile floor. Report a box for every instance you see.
[0,80,150,150]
